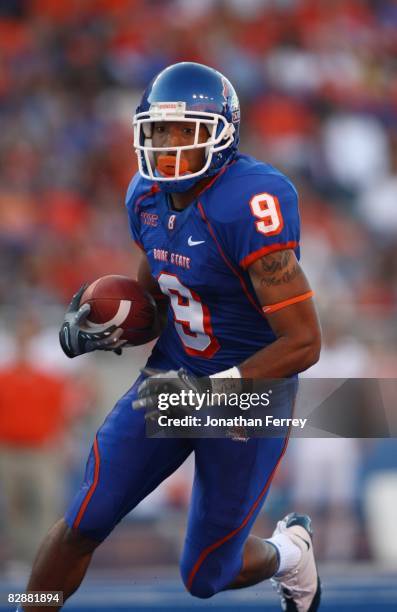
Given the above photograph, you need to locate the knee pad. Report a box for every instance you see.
[180,548,241,599]
[180,557,219,599]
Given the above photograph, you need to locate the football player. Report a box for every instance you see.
[21,63,321,612]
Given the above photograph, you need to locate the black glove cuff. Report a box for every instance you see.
[59,323,75,358]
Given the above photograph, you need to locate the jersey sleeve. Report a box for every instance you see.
[125,173,144,249]
[218,173,300,269]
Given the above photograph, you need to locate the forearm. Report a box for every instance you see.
[152,300,169,336]
[239,335,320,379]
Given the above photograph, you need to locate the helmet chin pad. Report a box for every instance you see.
[153,169,200,193]
[156,155,190,177]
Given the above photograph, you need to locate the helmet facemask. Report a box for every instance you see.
[133,101,235,187]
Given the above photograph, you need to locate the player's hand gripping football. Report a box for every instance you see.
[59,285,126,358]
[132,368,208,420]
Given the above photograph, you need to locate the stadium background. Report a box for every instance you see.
[0,0,396,610]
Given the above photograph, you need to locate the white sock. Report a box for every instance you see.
[265,533,302,576]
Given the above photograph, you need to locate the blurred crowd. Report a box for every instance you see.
[1,0,397,571]
[0,0,397,322]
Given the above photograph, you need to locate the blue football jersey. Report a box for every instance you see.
[125,154,300,376]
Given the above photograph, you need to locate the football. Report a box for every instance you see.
[80,275,157,345]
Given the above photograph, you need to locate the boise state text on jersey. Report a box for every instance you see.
[126,154,300,376]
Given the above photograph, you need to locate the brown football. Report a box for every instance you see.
[80,275,157,345]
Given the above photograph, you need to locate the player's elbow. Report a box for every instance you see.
[297,330,322,370]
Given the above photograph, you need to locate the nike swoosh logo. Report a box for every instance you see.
[188,236,205,247]
[295,534,310,551]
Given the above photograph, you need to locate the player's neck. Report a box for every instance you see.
[169,176,213,210]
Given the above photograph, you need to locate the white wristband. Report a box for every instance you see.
[209,366,242,395]
[210,366,241,379]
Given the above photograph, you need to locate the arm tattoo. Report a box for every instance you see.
[259,250,302,287]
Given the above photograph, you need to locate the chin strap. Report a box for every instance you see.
[154,174,200,193]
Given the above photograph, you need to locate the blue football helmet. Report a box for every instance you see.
[133,62,240,192]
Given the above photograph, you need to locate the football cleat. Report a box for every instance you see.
[271,513,321,612]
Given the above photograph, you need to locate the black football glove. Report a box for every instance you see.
[59,285,126,358]
[132,367,210,420]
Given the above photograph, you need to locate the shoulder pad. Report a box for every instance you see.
[205,160,298,226]
[125,173,158,212]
